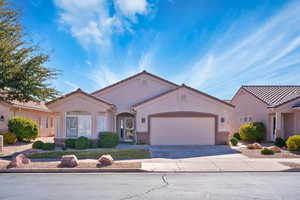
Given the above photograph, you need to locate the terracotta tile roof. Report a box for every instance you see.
[10,101,52,112]
[46,88,114,107]
[242,85,300,107]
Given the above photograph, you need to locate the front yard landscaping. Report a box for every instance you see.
[237,145,300,158]
[27,149,150,160]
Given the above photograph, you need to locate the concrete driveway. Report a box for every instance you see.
[149,145,242,159]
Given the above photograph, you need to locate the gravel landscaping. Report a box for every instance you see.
[237,147,300,158]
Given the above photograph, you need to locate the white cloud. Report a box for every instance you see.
[176,0,300,98]
[114,0,149,18]
[54,0,150,48]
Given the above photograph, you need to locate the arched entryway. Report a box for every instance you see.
[117,113,135,142]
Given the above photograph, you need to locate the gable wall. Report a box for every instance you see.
[135,87,234,133]
[93,74,176,113]
[231,89,269,136]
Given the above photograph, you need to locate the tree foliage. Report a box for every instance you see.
[0,0,60,102]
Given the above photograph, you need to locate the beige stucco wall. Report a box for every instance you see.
[0,103,54,136]
[94,74,176,113]
[134,87,233,133]
[47,93,114,139]
[0,103,13,133]
[230,89,269,139]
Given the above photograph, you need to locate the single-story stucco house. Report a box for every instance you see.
[0,100,55,136]
[46,71,235,145]
[231,86,300,141]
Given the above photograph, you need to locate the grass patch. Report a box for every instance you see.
[27,149,150,160]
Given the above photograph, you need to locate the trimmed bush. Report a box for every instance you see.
[98,132,119,148]
[230,137,238,146]
[239,122,266,142]
[41,143,55,150]
[88,140,97,148]
[286,135,300,151]
[1,132,17,144]
[8,116,38,142]
[274,137,286,148]
[65,138,77,148]
[75,136,90,149]
[32,140,44,149]
[261,148,274,155]
[233,132,241,140]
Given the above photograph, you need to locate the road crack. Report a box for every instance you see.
[120,174,169,200]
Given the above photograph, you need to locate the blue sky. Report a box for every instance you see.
[13,0,300,99]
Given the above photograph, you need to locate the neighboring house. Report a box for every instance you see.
[231,86,300,141]
[47,71,234,145]
[0,100,55,136]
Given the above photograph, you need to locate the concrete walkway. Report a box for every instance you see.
[140,156,300,172]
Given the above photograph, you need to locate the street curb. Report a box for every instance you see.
[0,168,147,173]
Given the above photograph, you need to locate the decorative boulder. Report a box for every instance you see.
[9,154,31,168]
[268,146,281,153]
[247,143,263,150]
[246,144,255,149]
[98,154,114,165]
[253,143,263,149]
[60,155,79,167]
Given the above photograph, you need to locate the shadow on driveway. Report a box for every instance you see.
[149,145,241,159]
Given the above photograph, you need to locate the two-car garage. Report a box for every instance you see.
[149,113,216,145]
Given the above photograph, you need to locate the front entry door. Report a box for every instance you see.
[271,116,276,141]
[118,117,135,142]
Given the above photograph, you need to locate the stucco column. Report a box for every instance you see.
[91,112,97,138]
[275,112,282,138]
[0,135,3,152]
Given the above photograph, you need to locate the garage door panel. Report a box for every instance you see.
[150,117,215,145]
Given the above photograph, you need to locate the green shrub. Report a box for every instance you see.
[274,137,286,148]
[286,135,300,151]
[65,138,77,148]
[261,148,274,155]
[233,132,241,140]
[239,122,266,142]
[230,137,238,146]
[98,132,119,148]
[75,136,90,149]
[1,132,17,144]
[88,140,97,148]
[41,143,55,150]
[32,140,44,149]
[8,116,38,142]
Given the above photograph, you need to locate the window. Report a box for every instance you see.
[96,115,106,134]
[66,111,91,137]
[141,118,146,123]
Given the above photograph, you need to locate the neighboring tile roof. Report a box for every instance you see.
[242,85,300,107]
[46,88,114,107]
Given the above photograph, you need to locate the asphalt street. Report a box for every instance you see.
[0,172,299,200]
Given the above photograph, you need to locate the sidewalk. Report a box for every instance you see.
[140,156,300,172]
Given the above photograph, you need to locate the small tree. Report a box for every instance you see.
[0,0,60,102]
[8,116,38,142]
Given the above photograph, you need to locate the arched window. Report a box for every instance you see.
[66,111,91,137]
